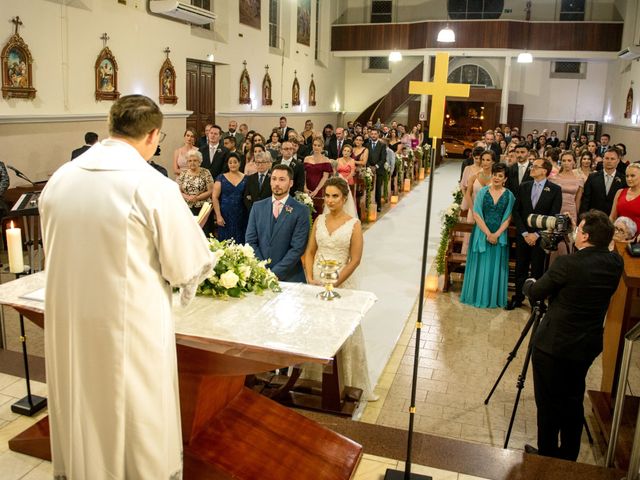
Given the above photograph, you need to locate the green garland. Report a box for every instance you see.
[363,167,374,213]
[435,187,464,275]
[382,168,390,200]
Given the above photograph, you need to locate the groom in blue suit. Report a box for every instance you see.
[245,164,310,282]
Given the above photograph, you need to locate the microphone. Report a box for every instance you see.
[7,165,36,186]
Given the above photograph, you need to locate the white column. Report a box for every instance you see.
[419,54,432,120]
[500,56,511,125]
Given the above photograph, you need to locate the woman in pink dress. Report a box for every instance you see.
[574,151,593,181]
[305,137,334,219]
[172,129,197,177]
[611,163,640,229]
[337,144,357,197]
[549,151,584,260]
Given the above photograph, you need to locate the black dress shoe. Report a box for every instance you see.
[504,298,523,311]
[524,444,538,455]
[376,207,381,213]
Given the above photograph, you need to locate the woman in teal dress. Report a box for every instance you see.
[460,162,515,308]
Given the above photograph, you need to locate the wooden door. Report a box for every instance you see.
[186,60,215,137]
[507,104,524,131]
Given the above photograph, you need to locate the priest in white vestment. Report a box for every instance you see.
[39,95,214,480]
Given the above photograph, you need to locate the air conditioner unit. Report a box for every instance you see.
[618,46,640,60]
[150,0,216,25]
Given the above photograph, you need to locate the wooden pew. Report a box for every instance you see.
[443,220,517,292]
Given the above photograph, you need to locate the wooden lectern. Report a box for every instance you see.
[1,274,369,479]
[588,242,640,468]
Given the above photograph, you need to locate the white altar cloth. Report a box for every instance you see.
[0,272,377,364]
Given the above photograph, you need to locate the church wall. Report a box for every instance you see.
[338,0,621,23]
[0,0,344,183]
[510,60,609,133]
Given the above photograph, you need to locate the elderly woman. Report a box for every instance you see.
[176,149,214,216]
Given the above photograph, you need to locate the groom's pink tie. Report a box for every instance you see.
[273,200,282,219]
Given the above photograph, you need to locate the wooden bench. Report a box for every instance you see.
[443,220,517,292]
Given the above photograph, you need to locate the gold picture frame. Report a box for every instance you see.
[1,17,36,100]
[95,46,120,101]
[159,48,177,105]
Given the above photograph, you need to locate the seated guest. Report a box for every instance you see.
[245,164,310,282]
[223,135,245,169]
[610,163,640,229]
[575,151,594,181]
[460,163,515,308]
[70,131,98,160]
[212,153,248,244]
[266,131,282,156]
[580,147,626,216]
[148,146,168,177]
[274,140,305,194]
[172,128,197,176]
[197,123,212,149]
[506,157,562,310]
[245,144,265,175]
[613,216,637,243]
[243,151,273,211]
[176,150,214,217]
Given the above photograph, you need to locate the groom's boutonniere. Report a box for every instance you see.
[615,177,622,183]
[284,205,293,214]
[543,187,551,192]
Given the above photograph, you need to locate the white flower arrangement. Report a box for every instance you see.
[197,238,280,298]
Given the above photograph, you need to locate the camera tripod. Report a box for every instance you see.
[484,296,594,450]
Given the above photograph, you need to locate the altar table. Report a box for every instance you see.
[0,272,376,479]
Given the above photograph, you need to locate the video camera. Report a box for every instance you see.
[526,213,573,252]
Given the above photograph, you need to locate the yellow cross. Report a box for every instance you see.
[409,53,470,139]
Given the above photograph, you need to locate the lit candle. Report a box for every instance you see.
[419,167,425,180]
[390,195,399,204]
[403,178,411,192]
[6,221,24,274]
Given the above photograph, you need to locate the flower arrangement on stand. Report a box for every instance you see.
[395,154,404,193]
[197,238,281,298]
[363,166,374,220]
[435,187,464,275]
[294,191,315,231]
[382,162,391,202]
[422,145,432,173]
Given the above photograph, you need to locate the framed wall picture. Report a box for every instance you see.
[297,0,311,46]
[239,60,251,105]
[95,45,119,101]
[1,16,36,100]
[624,87,633,119]
[262,65,272,106]
[159,48,177,105]
[239,0,261,29]
[565,122,582,142]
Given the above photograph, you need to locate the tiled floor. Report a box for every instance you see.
[0,371,489,480]
[359,283,621,467]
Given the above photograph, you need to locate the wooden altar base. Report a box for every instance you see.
[588,390,639,470]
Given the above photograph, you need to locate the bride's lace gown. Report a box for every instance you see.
[309,214,376,401]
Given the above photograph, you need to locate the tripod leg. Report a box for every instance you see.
[504,305,543,449]
[485,309,537,405]
[583,417,594,444]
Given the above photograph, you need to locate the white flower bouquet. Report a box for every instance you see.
[294,191,315,232]
[197,238,280,298]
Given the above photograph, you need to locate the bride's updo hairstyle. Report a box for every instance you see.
[324,176,350,199]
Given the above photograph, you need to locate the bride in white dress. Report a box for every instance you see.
[303,176,377,401]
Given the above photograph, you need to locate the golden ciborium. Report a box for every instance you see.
[317,258,342,301]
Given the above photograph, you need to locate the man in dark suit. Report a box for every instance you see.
[506,142,533,195]
[506,158,562,310]
[274,140,305,194]
[524,210,623,461]
[197,123,213,149]
[70,132,98,160]
[199,124,229,179]
[245,164,310,282]
[484,130,501,160]
[597,133,611,157]
[367,128,387,212]
[327,127,352,160]
[224,120,244,147]
[580,148,626,216]
[243,151,273,211]
[276,116,294,142]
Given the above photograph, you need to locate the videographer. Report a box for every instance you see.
[523,210,623,460]
[506,158,562,310]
